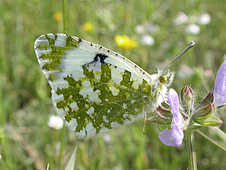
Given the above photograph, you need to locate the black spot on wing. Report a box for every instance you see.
[78,38,82,43]
[53,33,57,40]
[84,53,109,66]
[94,53,108,63]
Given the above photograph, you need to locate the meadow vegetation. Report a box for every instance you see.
[0,0,225,169]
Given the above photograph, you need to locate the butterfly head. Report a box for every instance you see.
[148,69,174,108]
[159,70,174,87]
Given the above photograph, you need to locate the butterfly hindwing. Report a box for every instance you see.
[34,33,171,138]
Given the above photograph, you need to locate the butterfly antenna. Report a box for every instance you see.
[163,41,195,73]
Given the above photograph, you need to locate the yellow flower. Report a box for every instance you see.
[115,35,138,50]
[53,12,62,24]
[82,22,94,32]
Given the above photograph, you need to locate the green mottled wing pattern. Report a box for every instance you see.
[34,33,172,138]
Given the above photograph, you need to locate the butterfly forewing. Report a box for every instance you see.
[34,33,170,138]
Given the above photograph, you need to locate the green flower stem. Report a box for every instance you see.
[196,129,226,152]
[185,131,197,170]
[62,0,67,33]
[58,124,66,170]
[210,127,226,143]
[57,1,67,169]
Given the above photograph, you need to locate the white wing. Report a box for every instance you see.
[34,33,173,138]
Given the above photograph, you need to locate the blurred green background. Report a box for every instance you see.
[0,0,226,169]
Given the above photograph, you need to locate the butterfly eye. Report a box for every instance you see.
[159,71,174,86]
[159,75,167,84]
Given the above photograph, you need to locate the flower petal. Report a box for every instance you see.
[159,89,185,147]
[158,127,184,146]
[115,35,138,50]
[214,60,226,106]
[168,89,183,128]
[168,89,180,114]
[48,115,64,130]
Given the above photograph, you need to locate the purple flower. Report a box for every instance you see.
[214,60,226,107]
[159,89,184,146]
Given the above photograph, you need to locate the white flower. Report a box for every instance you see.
[135,23,159,34]
[146,23,159,33]
[178,64,193,78]
[140,34,155,46]
[186,24,200,35]
[174,12,188,25]
[135,25,145,34]
[103,134,112,143]
[48,115,64,130]
[204,69,213,77]
[197,13,211,25]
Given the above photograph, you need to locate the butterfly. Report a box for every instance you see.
[34,33,174,138]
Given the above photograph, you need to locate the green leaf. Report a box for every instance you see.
[65,145,77,170]
[196,116,223,127]
[192,104,215,123]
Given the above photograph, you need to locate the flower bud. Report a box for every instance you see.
[192,104,216,122]
[147,105,172,125]
[180,85,194,112]
[197,116,223,127]
[161,101,170,109]
[156,105,172,119]
[195,92,214,110]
